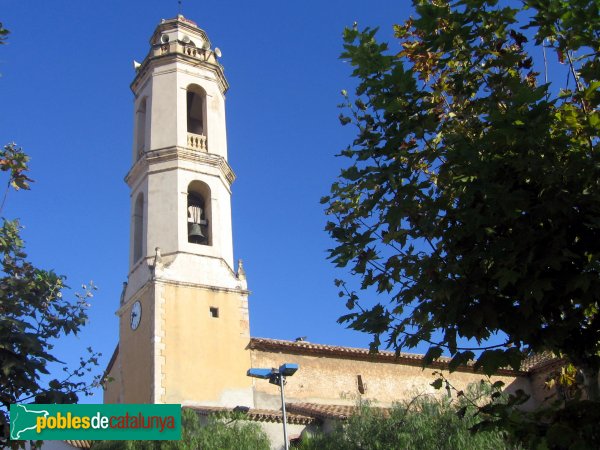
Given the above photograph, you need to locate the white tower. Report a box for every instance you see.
[105,16,252,407]
[128,15,238,290]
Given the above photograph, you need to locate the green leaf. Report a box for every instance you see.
[448,351,475,372]
[430,378,443,390]
[423,346,443,366]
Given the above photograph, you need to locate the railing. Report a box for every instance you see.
[184,47,199,57]
[187,133,207,151]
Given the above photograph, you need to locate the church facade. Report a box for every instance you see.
[102,15,556,448]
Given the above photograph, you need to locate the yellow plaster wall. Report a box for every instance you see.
[118,286,155,403]
[250,350,532,409]
[103,352,122,404]
[162,283,252,404]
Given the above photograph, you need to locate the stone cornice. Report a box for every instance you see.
[125,146,236,188]
[153,277,250,296]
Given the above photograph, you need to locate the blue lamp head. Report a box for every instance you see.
[279,363,299,377]
[247,368,273,379]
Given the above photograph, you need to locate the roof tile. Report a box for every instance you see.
[249,337,525,375]
[286,402,390,420]
[186,405,318,425]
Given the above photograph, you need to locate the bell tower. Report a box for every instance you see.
[104,16,253,408]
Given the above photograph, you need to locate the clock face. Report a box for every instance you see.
[130,301,142,330]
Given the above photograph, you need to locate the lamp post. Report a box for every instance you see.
[248,363,298,450]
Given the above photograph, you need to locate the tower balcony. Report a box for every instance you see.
[187,132,207,151]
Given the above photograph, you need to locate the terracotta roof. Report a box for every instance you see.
[249,337,525,376]
[286,402,390,420]
[521,352,564,372]
[65,440,92,449]
[186,405,318,425]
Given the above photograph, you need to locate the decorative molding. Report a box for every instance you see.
[154,276,250,296]
[125,146,236,189]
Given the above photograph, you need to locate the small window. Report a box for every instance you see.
[357,375,366,394]
[136,98,147,157]
[210,307,219,318]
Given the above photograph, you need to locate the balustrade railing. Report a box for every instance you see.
[187,133,207,151]
[184,47,199,57]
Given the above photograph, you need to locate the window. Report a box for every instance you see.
[357,375,366,394]
[133,193,144,262]
[186,85,207,151]
[187,180,211,246]
[210,307,219,318]
[186,86,205,135]
[136,98,147,158]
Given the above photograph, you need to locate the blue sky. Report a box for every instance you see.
[1,1,413,402]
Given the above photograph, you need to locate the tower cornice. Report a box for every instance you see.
[132,50,229,96]
[125,146,236,189]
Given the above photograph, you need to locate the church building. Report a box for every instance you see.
[102,15,558,448]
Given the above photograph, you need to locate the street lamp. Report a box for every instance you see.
[247,363,298,450]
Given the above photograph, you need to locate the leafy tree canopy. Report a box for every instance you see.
[0,146,100,448]
[323,0,599,399]
[0,23,100,448]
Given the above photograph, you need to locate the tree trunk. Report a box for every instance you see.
[580,365,600,401]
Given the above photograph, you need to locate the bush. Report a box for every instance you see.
[296,384,518,450]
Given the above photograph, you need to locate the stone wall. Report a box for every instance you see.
[250,345,533,410]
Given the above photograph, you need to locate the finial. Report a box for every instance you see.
[178,0,183,15]
[154,247,163,266]
[150,247,164,278]
[237,259,246,280]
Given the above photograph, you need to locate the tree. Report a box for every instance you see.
[93,409,270,450]
[0,24,100,448]
[323,0,599,420]
[297,382,516,450]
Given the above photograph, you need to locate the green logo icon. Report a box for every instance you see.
[10,404,49,440]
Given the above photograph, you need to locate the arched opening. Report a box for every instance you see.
[187,181,211,246]
[133,193,144,261]
[186,85,207,151]
[136,98,147,158]
[187,87,204,135]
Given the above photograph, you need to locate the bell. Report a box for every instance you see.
[188,223,205,239]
